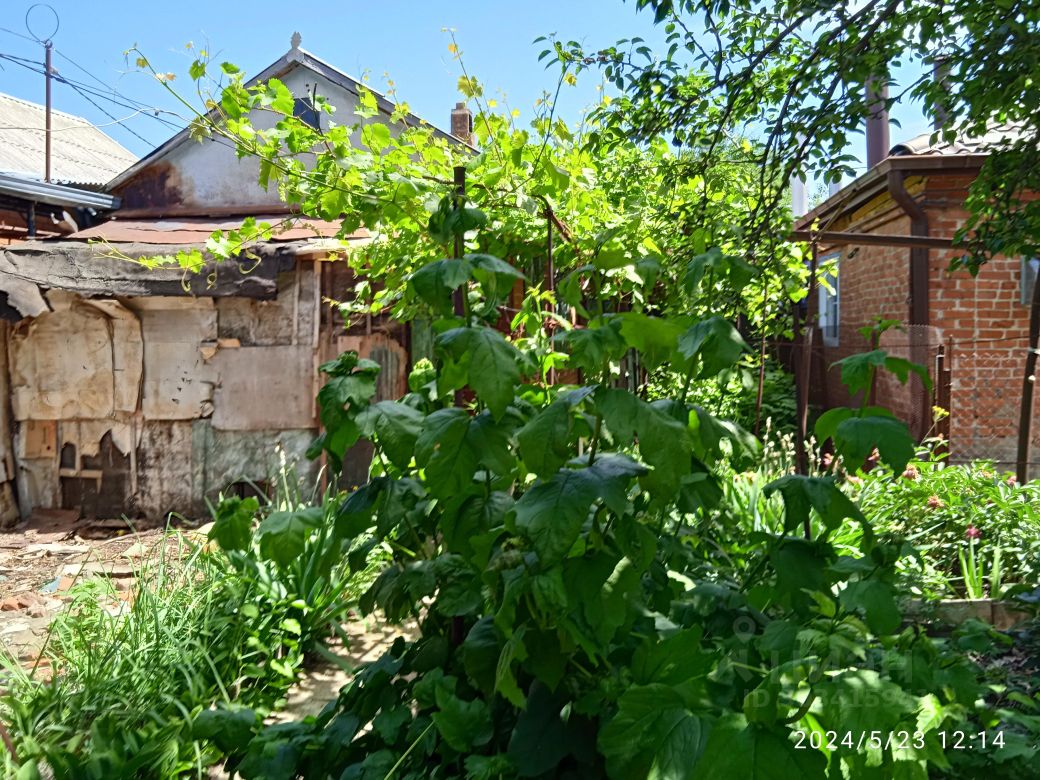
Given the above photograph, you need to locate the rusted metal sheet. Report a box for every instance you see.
[71,217,365,245]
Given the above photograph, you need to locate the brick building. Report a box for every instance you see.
[795,128,1037,474]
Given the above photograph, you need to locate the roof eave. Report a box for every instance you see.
[794,153,989,231]
[0,173,120,210]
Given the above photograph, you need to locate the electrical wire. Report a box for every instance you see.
[60,78,156,147]
[0,51,182,145]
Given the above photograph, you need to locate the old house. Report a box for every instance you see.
[0,39,471,526]
[795,112,1035,473]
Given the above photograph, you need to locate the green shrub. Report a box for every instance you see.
[855,455,1040,600]
[0,541,296,779]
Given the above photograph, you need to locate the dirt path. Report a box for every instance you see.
[0,510,187,663]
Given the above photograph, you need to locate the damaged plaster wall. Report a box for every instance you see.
[7,263,327,521]
[8,293,142,519]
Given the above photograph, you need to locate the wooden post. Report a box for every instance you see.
[1016,269,1040,483]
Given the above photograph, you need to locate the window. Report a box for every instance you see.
[293,96,320,130]
[1021,257,1039,306]
[817,256,840,346]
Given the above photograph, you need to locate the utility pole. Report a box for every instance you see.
[44,39,52,183]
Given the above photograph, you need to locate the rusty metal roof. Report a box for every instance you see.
[70,217,368,244]
[0,92,138,185]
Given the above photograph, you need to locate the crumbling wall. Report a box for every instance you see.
[5,263,330,522]
[5,257,412,523]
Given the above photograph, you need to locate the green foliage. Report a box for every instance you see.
[119,37,1040,779]
[569,0,1040,270]
[202,199,1037,780]
[855,454,1040,600]
[0,542,299,779]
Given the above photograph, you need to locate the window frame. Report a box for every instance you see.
[817,253,840,347]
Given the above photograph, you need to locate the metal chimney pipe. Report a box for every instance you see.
[865,77,890,169]
[932,58,951,131]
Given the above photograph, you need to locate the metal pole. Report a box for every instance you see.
[796,243,819,498]
[44,41,52,183]
[452,165,466,317]
[1016,271,1040,483]
[545,210,556,386]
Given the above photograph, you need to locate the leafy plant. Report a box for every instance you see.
[0,539,297,779]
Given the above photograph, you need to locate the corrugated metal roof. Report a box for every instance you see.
[890,123,1027,156]
[70,216,368,244]
[0,92,138,185]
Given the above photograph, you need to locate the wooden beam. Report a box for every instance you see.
[789,229,956,250]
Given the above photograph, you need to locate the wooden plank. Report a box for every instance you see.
[789,229,956,250]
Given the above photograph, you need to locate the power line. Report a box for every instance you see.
[61,78,156,147]
[0,25,36,43]
[0,51,182,140]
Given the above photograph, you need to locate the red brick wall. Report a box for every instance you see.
[815,191,919,429]
[815,172,1040,474]
[924,175,1037,472]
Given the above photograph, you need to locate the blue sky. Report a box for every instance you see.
[0,0,931,173]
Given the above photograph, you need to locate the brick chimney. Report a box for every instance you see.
[865,77,890,168]
[451,102,473,144]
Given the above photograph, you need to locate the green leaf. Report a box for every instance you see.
[432,689,493,752]
[508,683,575,777]
[357,401,424,469]
[513,469,599,564]
[764,475,865,534]
[438,327,521,419]
[833,349,887,396]
[596,386,643,444]
[265,77,295,115]
[599,684,709,780]
[834,415,916,474]
[444,492,513,563]
[884,355,933,391]
[193,706,259,754]
[693,715,826,779]
[257,507,323,566]
[637,400,692,497]
[462,617,500,695]
[410,258,472,312]
[362,122,391,151]
[678,316,748,378]
[630,626,710,685]
[840,579,902,635]
[336,479,385,538]
[469,253,526,299]
[617,312,686,370]
[817,669,916,738]
[556,319,627,374]
[208,495,258,552]
[518,401,573,478]
[415,408,478,498]
[813,407,855,444]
